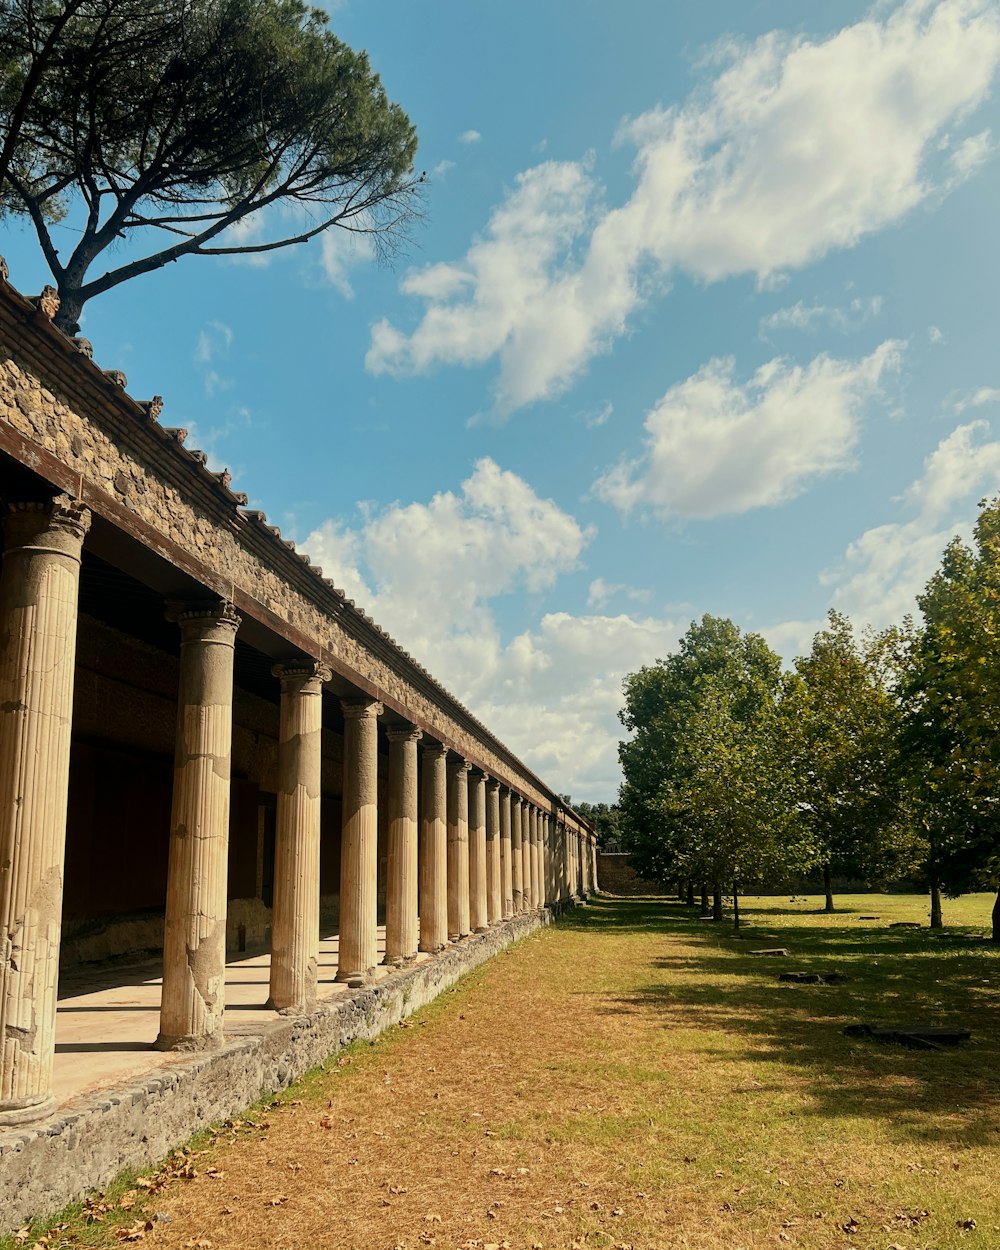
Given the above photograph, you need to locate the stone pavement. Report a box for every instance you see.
[51,926,410,1108]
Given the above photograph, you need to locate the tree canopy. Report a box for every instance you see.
[899,499,1000,935]
[618,615,811,922]
[782,610,916,910]
[0,0,422,331]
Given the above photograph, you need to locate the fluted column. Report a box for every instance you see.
[522,805,534,910]
[511,796,524,913]
[385,724,422,965]
[419,743,448,952]
[469,771,488,933]
[157,600,240,1051]
[447,757,472,940]
[267,662,330,1013]
[336,698,383,987]
[0,497,90,1124]
[541,813,551,907]
[485,779,502,925]
[591,837,600,893]
[530,807,541,908]
[500,788,513,919]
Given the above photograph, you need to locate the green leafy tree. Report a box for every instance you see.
[657,670,811,928]
[783,611,917,911]
[571,801,621,849]
[899,499,1000,939]
[618,614,810,923]
[0,0,421,331]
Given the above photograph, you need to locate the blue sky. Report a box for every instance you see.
[4,0,1000,801]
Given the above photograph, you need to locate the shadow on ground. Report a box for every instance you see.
[563,894,1000,1148]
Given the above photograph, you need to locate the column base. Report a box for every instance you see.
[264,997,316,1017]
[473,925,489,934]
[0,1091,56,1126]
[335,968,374,989]
[153,1030,224,1053]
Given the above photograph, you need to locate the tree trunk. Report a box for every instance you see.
[685,880,695,907]
[732,885,740,932]
[930,879,943,929]
[700,883,709,914]
[823,863,834,913]
[53,287,85,337]
[712,883,723,922]
[992,887,1000,943]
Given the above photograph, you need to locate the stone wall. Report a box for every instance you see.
[0,910,553,1234]
[596,853,663,896]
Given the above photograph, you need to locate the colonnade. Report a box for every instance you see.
[0,496,593,1125]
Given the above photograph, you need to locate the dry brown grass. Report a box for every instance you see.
[11,894,1000,1250]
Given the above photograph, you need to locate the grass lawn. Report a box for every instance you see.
[6,892,999,1250]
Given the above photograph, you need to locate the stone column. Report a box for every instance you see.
[485,779,502,925]
[500,788,513,920]
[267,662,330,1014]
[419,743,448,953]
[447,757,472,941]
[561,823,571,899]
[522,805,534,909]
[469,771,488,933]
[385,724,422,965]
[0,497,90,1125]
[531,807,541,908]
[511,796,524,913]
[157,600,240,1051]
[591,837,599,893]
[541,813,551,907]
[336,698,383,987]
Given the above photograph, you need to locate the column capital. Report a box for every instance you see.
[167,599,241,644]
[387,722,423,744]
[272,659,332,691]
[340,697,383,720]
[422,740,449,762]
[3,494,91,551]
[485,776,501,793]
[448,756,473,775]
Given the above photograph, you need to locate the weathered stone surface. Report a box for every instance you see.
[385,724,421,965]
[0,497,90,1124]
[156,603,239,1053]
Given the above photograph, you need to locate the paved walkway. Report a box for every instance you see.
[52,926,419,1107]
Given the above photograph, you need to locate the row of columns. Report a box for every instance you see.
[0,495,595,1125]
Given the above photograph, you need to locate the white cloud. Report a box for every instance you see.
[949,127,994,178]
[299,460,678,800]
[194,322,235,396]
[953,385,1000,413]
[432,159,456,178]
[593,341,903,520]
[367,1,1000,416]
[821,420,1000,629]
[458,129,482,145]
[759,295,883,338]
[577,401,614,429]
[367,160,603,409]
[320,230,375,298]
[194,320,233,365]
[587,577,652,609]
[929,324,946,344]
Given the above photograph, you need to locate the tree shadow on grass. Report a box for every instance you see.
[584,896,1000,1148]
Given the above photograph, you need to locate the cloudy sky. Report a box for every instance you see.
[4,0,1000,801]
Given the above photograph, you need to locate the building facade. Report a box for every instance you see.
[0,262,597,1155]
